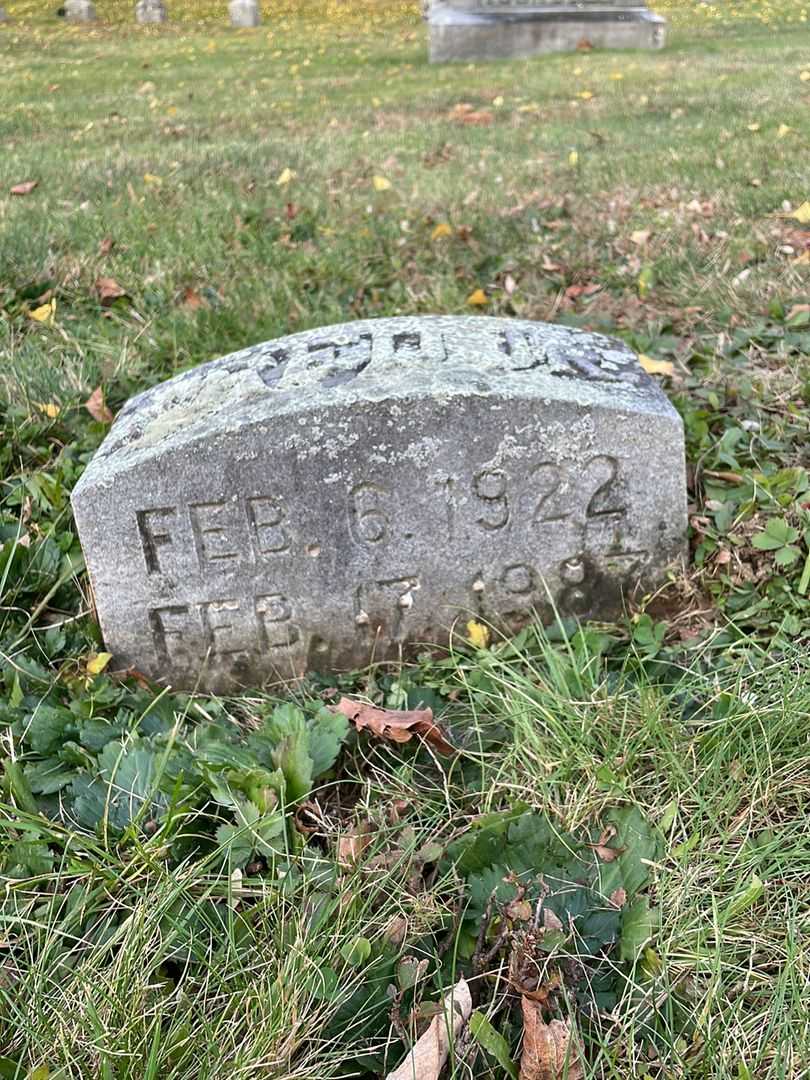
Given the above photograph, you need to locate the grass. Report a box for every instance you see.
[1,0,809,1076]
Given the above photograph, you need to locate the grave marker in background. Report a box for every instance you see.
[229,0,261,27]
[65,0,96,21]
[72,316,687,690]
[428,0,666,63]
[135,0,168,24]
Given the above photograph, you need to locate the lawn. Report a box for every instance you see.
[1,1,809,1077]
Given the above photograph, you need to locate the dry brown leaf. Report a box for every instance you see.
[98,236,115,256]
[520,998,585,1080]
[181,286,204,309]
[385,978,472,1080]
[337,821,372,866]
[542,907,564,931]
[10,180,38,196]
[609,887,627,909]
[588,825,623,862]
[84,386,114,424]
[333,697,454,755]
[96,277,128,306]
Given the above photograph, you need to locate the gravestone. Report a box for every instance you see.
[229,0,261,27]
[428,0,666,63]
[65,0,96,20]
[135,0,168,23]
[71,316,687,691]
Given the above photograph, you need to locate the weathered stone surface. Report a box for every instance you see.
[135,0,168,24]
[65,0,96,21]
[428,1,666,62]
[72,316,687,691]
[229,0,261,27]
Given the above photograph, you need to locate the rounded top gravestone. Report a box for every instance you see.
[71,316,687,691]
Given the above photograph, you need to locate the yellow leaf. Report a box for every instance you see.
[790,201,810,224]
[577,90,594,100]
[610,71,624,80]
[568,149,579,167]
[639,354,674,376]
[276,167,296,186]
[431,222,453,241]
[637,264,655,298]
[792,250,810,265]
[35,401,60,419]
[372,175,391,192]
[466,620,490,650]
[800,70,810,82]
[492,95,504,107]
[143,173,162,184]
[371,96,381,107]
[29,299,56,325]
[86,652,113,676]
[777,124,792,138]
[746,122,760,132]
[467,288,488,306]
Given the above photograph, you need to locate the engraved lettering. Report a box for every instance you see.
[307,333,373,387]
[247,496,291,555]
[149,605,189,666]
[473,468,509,531]
[137,507,177,574]
[356,574,420,643]
[257,347,290,388]
[189,501,240,569]
[584,454,625,518]
[199,598,246,658]
[434,475,457,541]
[501,562,536,595]
[348,482,391,545]
[529,462,569,525]
[255,593,300,649]
[371,326,447,364]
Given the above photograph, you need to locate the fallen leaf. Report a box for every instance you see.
[777,124,792,138]
[84,386,114,424]
[11,180,39,196]
[519,999,585,1080]
[568,149,579,167]
[630,229,651,246]
[467,288,488,306]
[181,286,204,309]
[35,402,60,419]
[609,887,627,909]
[29,300,56,325]
[86,652,113,676]
[431,222,453,241]
[588,824,624,862]
[466,619,490,649]
[276,167,296,186]
[790,201,810,225]
[143,173,162,185]
[542,907,564,932]
[337,821,372,866]
[372,175,392,191]
[386,979,472,1080]
[98,236,115,256]
[638,354,674,376]
[96,277,127,305]
[332,697,454,755]
[800,70,810,82]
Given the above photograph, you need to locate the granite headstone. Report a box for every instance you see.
[135,0,168,23]
[428,0,666,62]
[72,317,687,690]
[65,0,96,20]
[229,0,261,27]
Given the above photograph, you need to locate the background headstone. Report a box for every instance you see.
[72,316,687,691]
[428,0,666,63]
[135,0,168,23]
[65,0,96,21]
[229,0,261,27]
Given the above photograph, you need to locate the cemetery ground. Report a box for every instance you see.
[1,0,809,1076]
